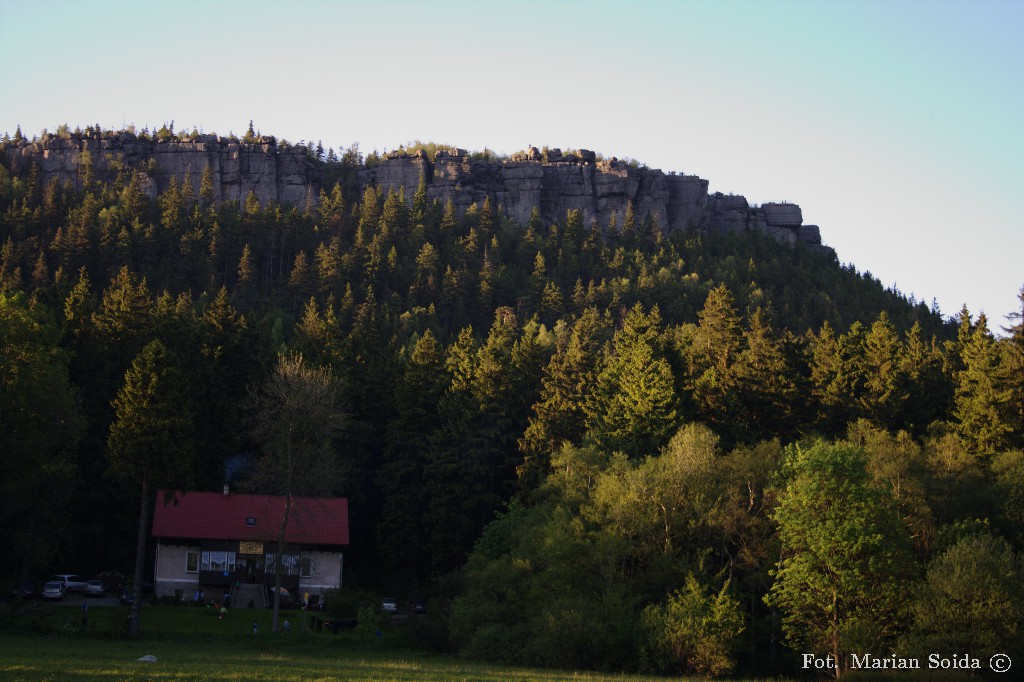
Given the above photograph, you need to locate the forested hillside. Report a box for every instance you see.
[1,126,1021,677]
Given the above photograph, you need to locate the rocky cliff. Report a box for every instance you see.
[3,135,821,247]
[3,131,320,207]
[363,146,821,247]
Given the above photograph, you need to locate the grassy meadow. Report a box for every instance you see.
[0,602,979,681]
[0,602,688,682]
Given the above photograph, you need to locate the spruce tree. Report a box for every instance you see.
[588,304,678,457]
[954,314,1013,456]
[107,340,195,637]
[379,330,446,581]
[687,284,744,441]
[521,308,607,476]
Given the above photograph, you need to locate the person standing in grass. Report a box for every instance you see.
[81,600,88,627]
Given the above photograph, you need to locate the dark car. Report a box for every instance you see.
[9,579,37,599]
[97,571,127,592]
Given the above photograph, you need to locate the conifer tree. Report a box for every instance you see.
[380,188,407,237]
[441,198,458,233]
[424,326,483,572]
[1,293,83,602]
[199,164,214,206]
[379,330,446,580]
[954,314,1013,455]
[687,284,744,440]
[235,243,255,303]
[737,308,797,442]
[288,250,312,303]
[358,185,381,237]
[809,321,866,435]
[30,249,50,288]
[314,237,342,297]
[411,172,428,226]
[588,304,678,457]
[92,266,153,349]
[64,266,93,335]
[859,312,909,430]
[901,322,951,432]
[293,297,342,367]
[108,340,195,637]
[1003,287,1024,446]
[521,308,607,483]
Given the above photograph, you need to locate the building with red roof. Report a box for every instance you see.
[151,487,349,602]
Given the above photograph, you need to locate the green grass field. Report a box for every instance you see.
[2,603,972,681]
[0,603,687,682]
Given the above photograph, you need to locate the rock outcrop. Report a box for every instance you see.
[3,134,822,247]
[361,150,820,247]
[3,132,320,207]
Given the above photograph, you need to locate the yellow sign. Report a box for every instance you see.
[239,541,263,556]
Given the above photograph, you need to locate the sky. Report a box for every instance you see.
[1,0,1022,329]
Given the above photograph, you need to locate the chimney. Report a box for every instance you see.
[223,484,229,496]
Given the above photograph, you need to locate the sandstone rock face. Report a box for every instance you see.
[798,224,822,245]
[3,135,319,208]
[762,202,802,227]
[704,193,750,234]
[4,136,824,248]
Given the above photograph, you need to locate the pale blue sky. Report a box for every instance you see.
[2,0,1021,328]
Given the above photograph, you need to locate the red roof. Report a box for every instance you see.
[151,490,348,546]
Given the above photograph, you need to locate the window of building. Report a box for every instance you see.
[185,551,199,573]
[266,552,312,577]
[200,550,236,572]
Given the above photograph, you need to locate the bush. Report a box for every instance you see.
[322,587,376,617]
[641,574,744,678]
[904,533,1022,661]
[356,605,381,641]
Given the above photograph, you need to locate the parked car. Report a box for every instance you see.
[97,570,127,592]
[381,597,398,613]
[42,581,66,600]
[52,574,88,592]
[9,579,37,599]
[85,580,106,597]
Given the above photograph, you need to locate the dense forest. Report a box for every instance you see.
[1,126,1022,677]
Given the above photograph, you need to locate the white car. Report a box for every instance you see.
[85,580,106,597]
[42,581,66,600]
[52,574,88,592]
[381,597,398,613]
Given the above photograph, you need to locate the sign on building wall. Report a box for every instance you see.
[239,541,264,557]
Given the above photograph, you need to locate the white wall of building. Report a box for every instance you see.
[301,551,343,595]
[153,543,343,598]
[154,542,201,597]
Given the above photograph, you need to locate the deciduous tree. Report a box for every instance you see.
[246,353,346,631]
[765,441,914,677]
